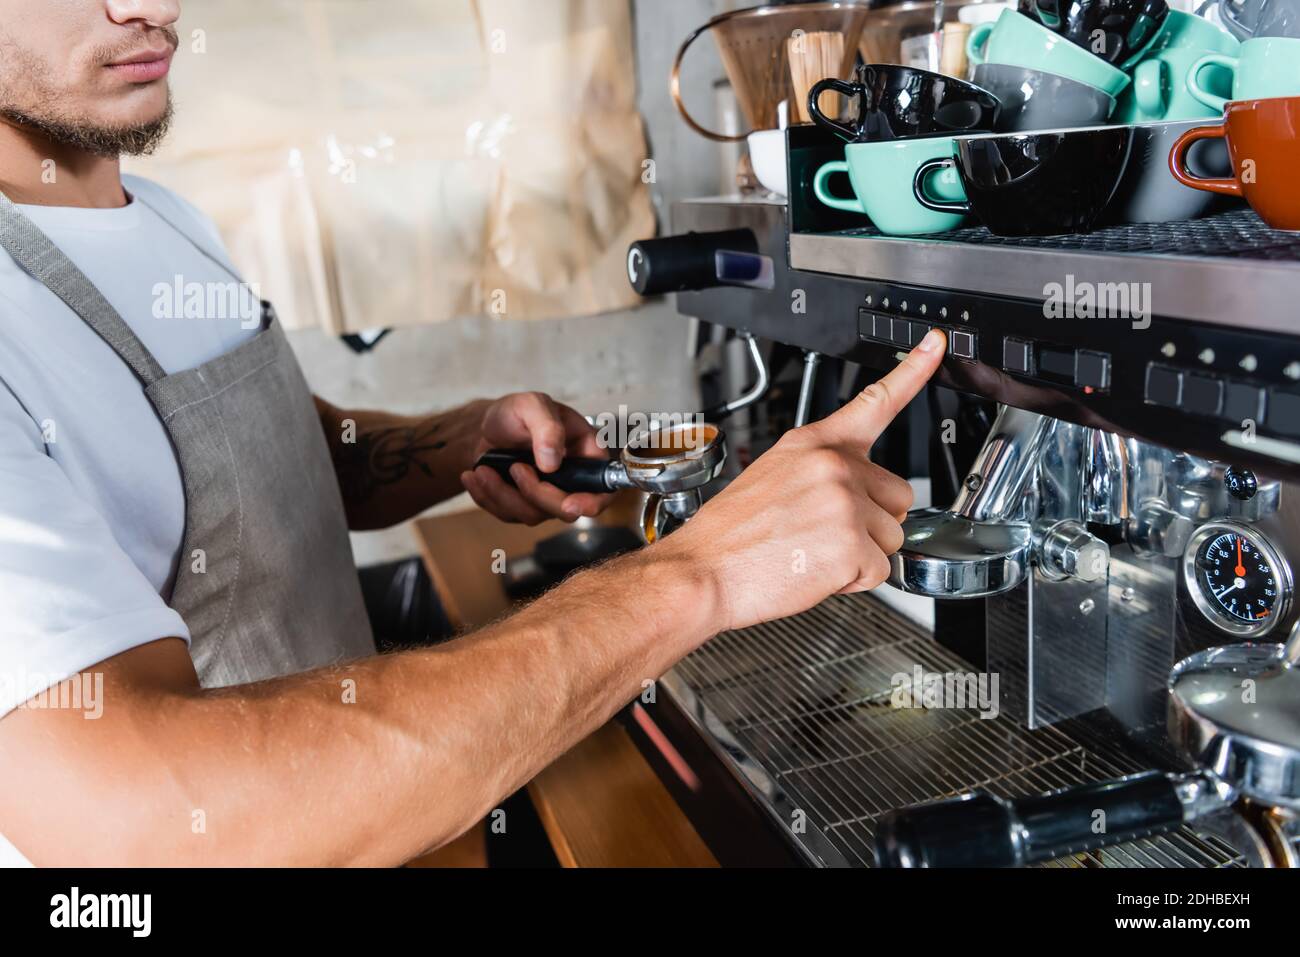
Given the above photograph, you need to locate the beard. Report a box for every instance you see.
[0,96,173,158]
[0,26,178,158]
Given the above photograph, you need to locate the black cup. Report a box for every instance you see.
[912,126,1134,236]
[808,64,1001,144]
[1017,0,1170,68]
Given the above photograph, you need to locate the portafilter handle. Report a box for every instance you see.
[874,770,1227,868]
[474,450,628,495]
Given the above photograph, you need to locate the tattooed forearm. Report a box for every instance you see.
[314,398,490,530]
[333,421,446,507]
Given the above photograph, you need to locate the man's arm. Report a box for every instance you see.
[315,394,612,530]
[0,543,714,866]
[0,333,944,866]
[314,397,491,530]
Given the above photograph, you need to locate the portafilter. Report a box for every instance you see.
[874,623,1300,867]
[475,421,726,543]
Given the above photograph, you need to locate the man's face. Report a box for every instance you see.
[0,0,181,157]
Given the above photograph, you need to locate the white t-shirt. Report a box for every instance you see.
[0,177,260,714]
[1,176,262,866]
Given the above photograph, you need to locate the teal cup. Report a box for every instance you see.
[967,9,1132,99]
[1115,10,1240,122]
[813,138,967,236]
[1188,35,1300,112]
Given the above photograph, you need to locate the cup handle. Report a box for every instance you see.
[1134,59,1167,119]
[966,22,993,67]
[813,161,866,213]
[1168,124,1242,197]
[913,158,971,214]
[807,78,863,143]
[1217,0,1249,38]
[1186,53,1235,114]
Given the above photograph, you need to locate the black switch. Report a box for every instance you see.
[1075,351,1111,391]
[1223,381,1266,426]
[1182,373,1224,416]
[949,330,976,360]
[891,317,913,347]
[857,309,873,340]
[1267,389,1300,436]
[872,313,892,342]
[1002,337,1033,374]
[1145,364,1182,407]
[1038,347,1076,382]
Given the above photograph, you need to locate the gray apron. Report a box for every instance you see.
[0,191,375,687]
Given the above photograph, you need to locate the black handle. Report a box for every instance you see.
[806,77,864,144]
[627,229,758,296]
[874,771,1188,868]
[474,450,615,494]
[912,157,971,215]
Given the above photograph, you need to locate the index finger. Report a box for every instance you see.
[817,328,946,448]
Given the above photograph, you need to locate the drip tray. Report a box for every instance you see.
[661,592,1243,868]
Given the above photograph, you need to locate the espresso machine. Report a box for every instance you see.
[619,119,1300,868]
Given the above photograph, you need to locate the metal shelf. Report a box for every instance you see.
[789,209,1300,334]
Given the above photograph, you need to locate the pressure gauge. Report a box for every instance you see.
[1182,522,1292,638]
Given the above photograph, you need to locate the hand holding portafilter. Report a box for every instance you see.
[475,422,727,542]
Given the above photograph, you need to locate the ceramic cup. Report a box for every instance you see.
[1217,0,1300,40]
[1187,35,1300,112]
[1017,0,1170,69]
[1106,118,1237,224]
[967,9,1133,97]
[913,124,1134,235]
[807,64,1001,144]
[1169,95,1300,230]
[1113,10,1240,123]
[814,137,969,236]
[747,129,788,197]
[973,62,1116,130]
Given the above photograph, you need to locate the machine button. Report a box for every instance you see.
[1181,373,1224,416]
[1144,364,1182,407]
[857,308,873,340]
[949,330,976,360]
[1002,337,1033,375]
[1222,381,1266,426]
[909,322,932,347]
[891,317,913,347]
[1075,351,1111,391]
[1267,389,1300,436]
[872,312,893,342]
[1038,347,1076,382]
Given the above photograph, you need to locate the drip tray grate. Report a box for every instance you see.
[666,593,1243,868]
[825,208,1300,261]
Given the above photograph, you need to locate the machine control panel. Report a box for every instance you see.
[842,278,1300,479]
[1145,362,1300,437]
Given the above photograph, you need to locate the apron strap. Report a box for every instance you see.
[0,190,166,387]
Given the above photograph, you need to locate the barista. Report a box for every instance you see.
[0,0,943,865]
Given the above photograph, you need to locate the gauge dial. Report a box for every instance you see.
[1183,523,1291,637]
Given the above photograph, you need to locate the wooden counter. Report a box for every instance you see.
[408,497,716,868]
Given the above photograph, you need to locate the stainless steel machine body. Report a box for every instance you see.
[625,126,1300,866]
